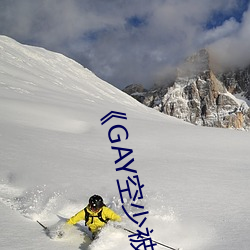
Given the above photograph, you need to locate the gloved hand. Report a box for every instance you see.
[56,223,71,238]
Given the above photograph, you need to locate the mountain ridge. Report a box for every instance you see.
[123,49,250,130]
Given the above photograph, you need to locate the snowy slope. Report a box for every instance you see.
[0,36,250,250]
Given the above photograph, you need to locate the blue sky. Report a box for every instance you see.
[205,0,249,28]
[0,0,249,89]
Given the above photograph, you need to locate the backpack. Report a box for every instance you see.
[84,206,109,226]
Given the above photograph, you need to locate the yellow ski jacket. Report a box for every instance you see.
[67,206,121,233]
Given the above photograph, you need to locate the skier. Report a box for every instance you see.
[66,194,121,239]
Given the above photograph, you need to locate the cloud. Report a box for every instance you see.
[200,18,240,45]
[209,4,250,69]
[0,0,249,88]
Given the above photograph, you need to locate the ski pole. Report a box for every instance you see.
[123,227,181,250]
[37,220,48,231]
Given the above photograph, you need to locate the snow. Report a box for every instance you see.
[0,35,250,250]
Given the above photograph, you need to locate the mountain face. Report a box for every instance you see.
[217,66,250,100]
[123,49,250,130]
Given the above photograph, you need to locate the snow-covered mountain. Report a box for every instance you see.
[124,49,250,130]
[0,36,250,250]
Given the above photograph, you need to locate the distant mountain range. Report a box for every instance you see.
[123,49,250,130]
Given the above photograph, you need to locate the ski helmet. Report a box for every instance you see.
[89,195,104,211]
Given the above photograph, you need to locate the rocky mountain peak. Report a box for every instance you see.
[123,49,250,130]
[177,49,210,78]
